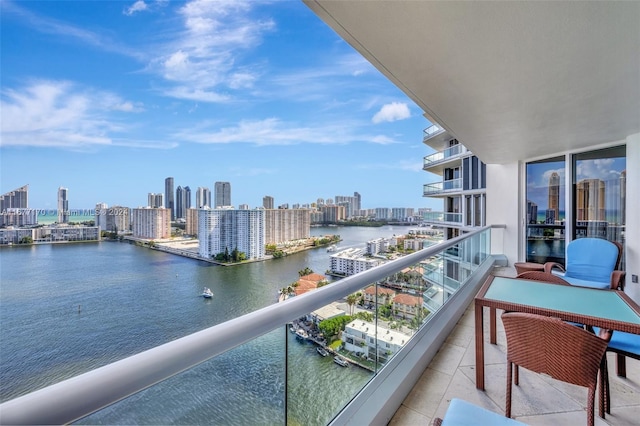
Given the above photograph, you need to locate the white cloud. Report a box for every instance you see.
[173,117,397,147]
[372,102,411,123]
[0,80,143,149]
[123,0,148,16]
[150,0,275,102]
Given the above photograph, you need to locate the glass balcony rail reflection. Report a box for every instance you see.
[0,227,496,426]
[422,124,444,142]
[423,144,465,167]
[422,211,463,223]
[423,179,462,196]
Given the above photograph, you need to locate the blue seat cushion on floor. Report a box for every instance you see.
[441,398,528,425]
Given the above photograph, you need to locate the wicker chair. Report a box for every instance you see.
[594,329,640,415]
[502,312,609,426]
[515,271,571,285]
[543,238,625,290]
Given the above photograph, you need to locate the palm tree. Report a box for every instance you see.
[346,293,359,315]
[298,267,313,277]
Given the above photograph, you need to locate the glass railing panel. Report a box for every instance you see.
[75,329,287,425]
[423,179,462,196]
[423,144,464,167]
[422,211,462,223]
[3,226,497,426]
[422,124,444,140]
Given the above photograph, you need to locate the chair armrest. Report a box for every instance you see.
[544,262,565,274]
[610,270,626,290]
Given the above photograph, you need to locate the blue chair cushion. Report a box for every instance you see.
[562,276,611,290]
[441,398,528,425]
[594,328,640,355]
[609,332,640,354]
[565,238,617,284]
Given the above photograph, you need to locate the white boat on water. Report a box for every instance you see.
[201,287,213,298]
[333,356,349,367]
[327,244,337,252]
[317,347,329,357]
[295,329,308,341]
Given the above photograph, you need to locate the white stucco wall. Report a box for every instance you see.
[624,133,639,302]
[486,162,520,267]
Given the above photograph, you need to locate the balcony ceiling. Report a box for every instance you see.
[305,1,640,164]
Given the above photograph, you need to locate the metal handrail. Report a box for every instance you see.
[0,226,494,425]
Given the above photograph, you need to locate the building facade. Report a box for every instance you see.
[132,207,171,239]
[198,208,265,261]
[195,187,210,209]
[165,177,175,221]
[57,187,69,224]
[263,196,274,209]
[329,248,381,276]
[263,209,310,244]
[214,182,231,208]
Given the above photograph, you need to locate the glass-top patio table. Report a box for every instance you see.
[474,275,640,390]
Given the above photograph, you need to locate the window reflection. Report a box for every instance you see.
[573,145,626,267]
[526,157,566,264]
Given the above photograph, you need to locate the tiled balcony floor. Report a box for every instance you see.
[389,268,640,426]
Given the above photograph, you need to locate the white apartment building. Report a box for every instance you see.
[198,208,265,261]
[0,208,38,227]
[96,205,130,234]
[132,207,170,240]
[375,208,390,221]
[0,225,100,244]
[366,237,394,256]
[329,248,381,276]
[95,203,108,231]
[263,209,310,244]
[341,320,408,362]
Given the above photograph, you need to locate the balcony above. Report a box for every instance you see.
[422,211,463,226]
[423,179,462,197]
[422,124,456,151]
[423,144,468,175]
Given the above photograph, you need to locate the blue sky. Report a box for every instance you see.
[0,0,439,211]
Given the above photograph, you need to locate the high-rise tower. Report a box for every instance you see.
[214,182,231,208]
[196,187,211,208]
[165,177,175,221]
[263,195,274,209]
[57,187,69,223]
[547,172,560,224]
[176,186,185,219]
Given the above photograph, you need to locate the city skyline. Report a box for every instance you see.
[0,0,439,210]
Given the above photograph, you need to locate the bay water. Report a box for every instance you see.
[0,225,409,425]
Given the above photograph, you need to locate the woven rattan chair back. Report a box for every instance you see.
[502,312,608,426]
[515,271,571,285]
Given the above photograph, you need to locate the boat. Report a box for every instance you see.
[201,287,213,298]
[333,356,349,367]
[316,347,329,357]
[327,244,337,252]
[295,329,308,341]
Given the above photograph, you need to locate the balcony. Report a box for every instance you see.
[423,179,462,197]
[3,224,639,425]
[389,297,640,426]
[0,226,501,425]
[422,211,463,226]
[423,145,467,174]
[422,124,445,142]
